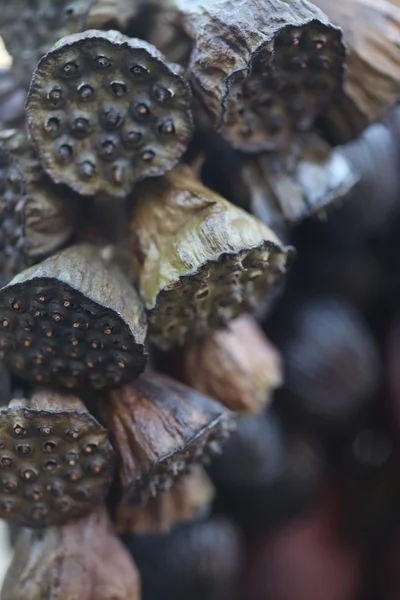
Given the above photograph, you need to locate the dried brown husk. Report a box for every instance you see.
[1,507,141,600]
[0,244,147,390]
[130,166,293,350]
[100,370,235,503]
[242,133,359,234]
[161,0,345,152]
[0,389,115,528]
[115,465,215,534]
[315,0,400,141]
[176,314,282,414]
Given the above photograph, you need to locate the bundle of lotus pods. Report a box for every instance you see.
[1,0,396,597]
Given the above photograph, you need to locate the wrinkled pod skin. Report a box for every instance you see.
[2,507,141,600]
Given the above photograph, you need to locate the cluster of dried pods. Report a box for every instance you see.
[0,0,399,598]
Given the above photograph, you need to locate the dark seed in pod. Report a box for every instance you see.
[96,56,112,69]
[1,319,10,329]
[43,441,57,453]
[84,443,97,454]
[63,62,79,77]
[141,150,155,162]
[1,457,11,467]
[123,131,142,148]
[113,165,124,184]
[130,64,150,80]
[133,103,150,120]
[65,452,78,466]
[48,87,62,106]
[11,302,20,311]
[3,479,17,492]
[44,459,58,472]
[25,489,42,501]
[72,486,91,500]
[153,86,172,103]
[13,425,26,437]
[158,120,175,135]
[66,429,79,440]
[78,84,94,101]
[46,481,63,496]
[21,468,37,481]
[16,444,31,455]
[80,161,95,179]
[71,117,90,137]
[38,426,52,436]
[101,140,116,156]
[67,470,81,481]
[58,144,73,163]
[110,81,126,97]
[101,107,124,130]
[44,117,60,135]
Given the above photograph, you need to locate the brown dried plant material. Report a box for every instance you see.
[314,0,400,139]
[178,314,282,414]
[0,244,147,390]
[242,133,358,233]
[167,0,345,152]
[26,30,193,198]
[130,166,293,350]
[0,389,115,528]
[1,507,141,600]
[101,371,235,503]
[115,465,215,534]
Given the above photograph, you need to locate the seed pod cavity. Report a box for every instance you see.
[26,29,193,197]
[0,244,147,390]
[171,0,345,152]
[101,371,235,503]
[0,390,115,527]
[130,166,294,349]
[115,465,215,534]
[1,508,141,600]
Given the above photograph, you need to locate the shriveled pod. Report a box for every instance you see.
[161,0,345,152]
[0,389,115,527]
[100,371,235,503]
[243,133,358,234]
[125,516,242,600]
[1,507,141,600]
[169,314,282,414]
[130,166,293,349]
[115,465,215,534]
[314,0,400,141]
[0,244,147,390]
[26,30,194,197]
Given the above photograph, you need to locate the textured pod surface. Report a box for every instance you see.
[125,516,242,600]
[314,0,400,137]
[173,0,345,152]
[0,143,27,286]
[130,167,293,349]
[243,133,358,233]
[2,507,141,600]
[101,371,235,503]
[115,465,215,534]
[0,244,147,390]
[26,30,193,197]
[178,314,283,414]
[0,390,115,527]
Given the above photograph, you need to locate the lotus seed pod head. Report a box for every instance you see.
[100,370,235,503]
[125,516,242,600]
[130,166,294,349]
[115,465,215,534]
[0,244,147,390]
[314,0,400,138]
[171,0,345,152]
[1,507,141,600]
[0,389,115,527]
[178,314,283,414]
[26,30,194,197]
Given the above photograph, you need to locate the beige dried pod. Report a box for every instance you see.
[1,507,141,600]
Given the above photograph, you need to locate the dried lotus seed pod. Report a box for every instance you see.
[130,166,293,350]
[115,465,215,534]
[167,0,345,152]
[0,244,147,390]
[0,389,115,528]
[26,29,194,198]
[174,314,283,414]
[2,508,141,600]
[100,371,235,503]
[125,516,242,600]
[243,133,358,234]
[0,144,28,285]
[314,0,400,138]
